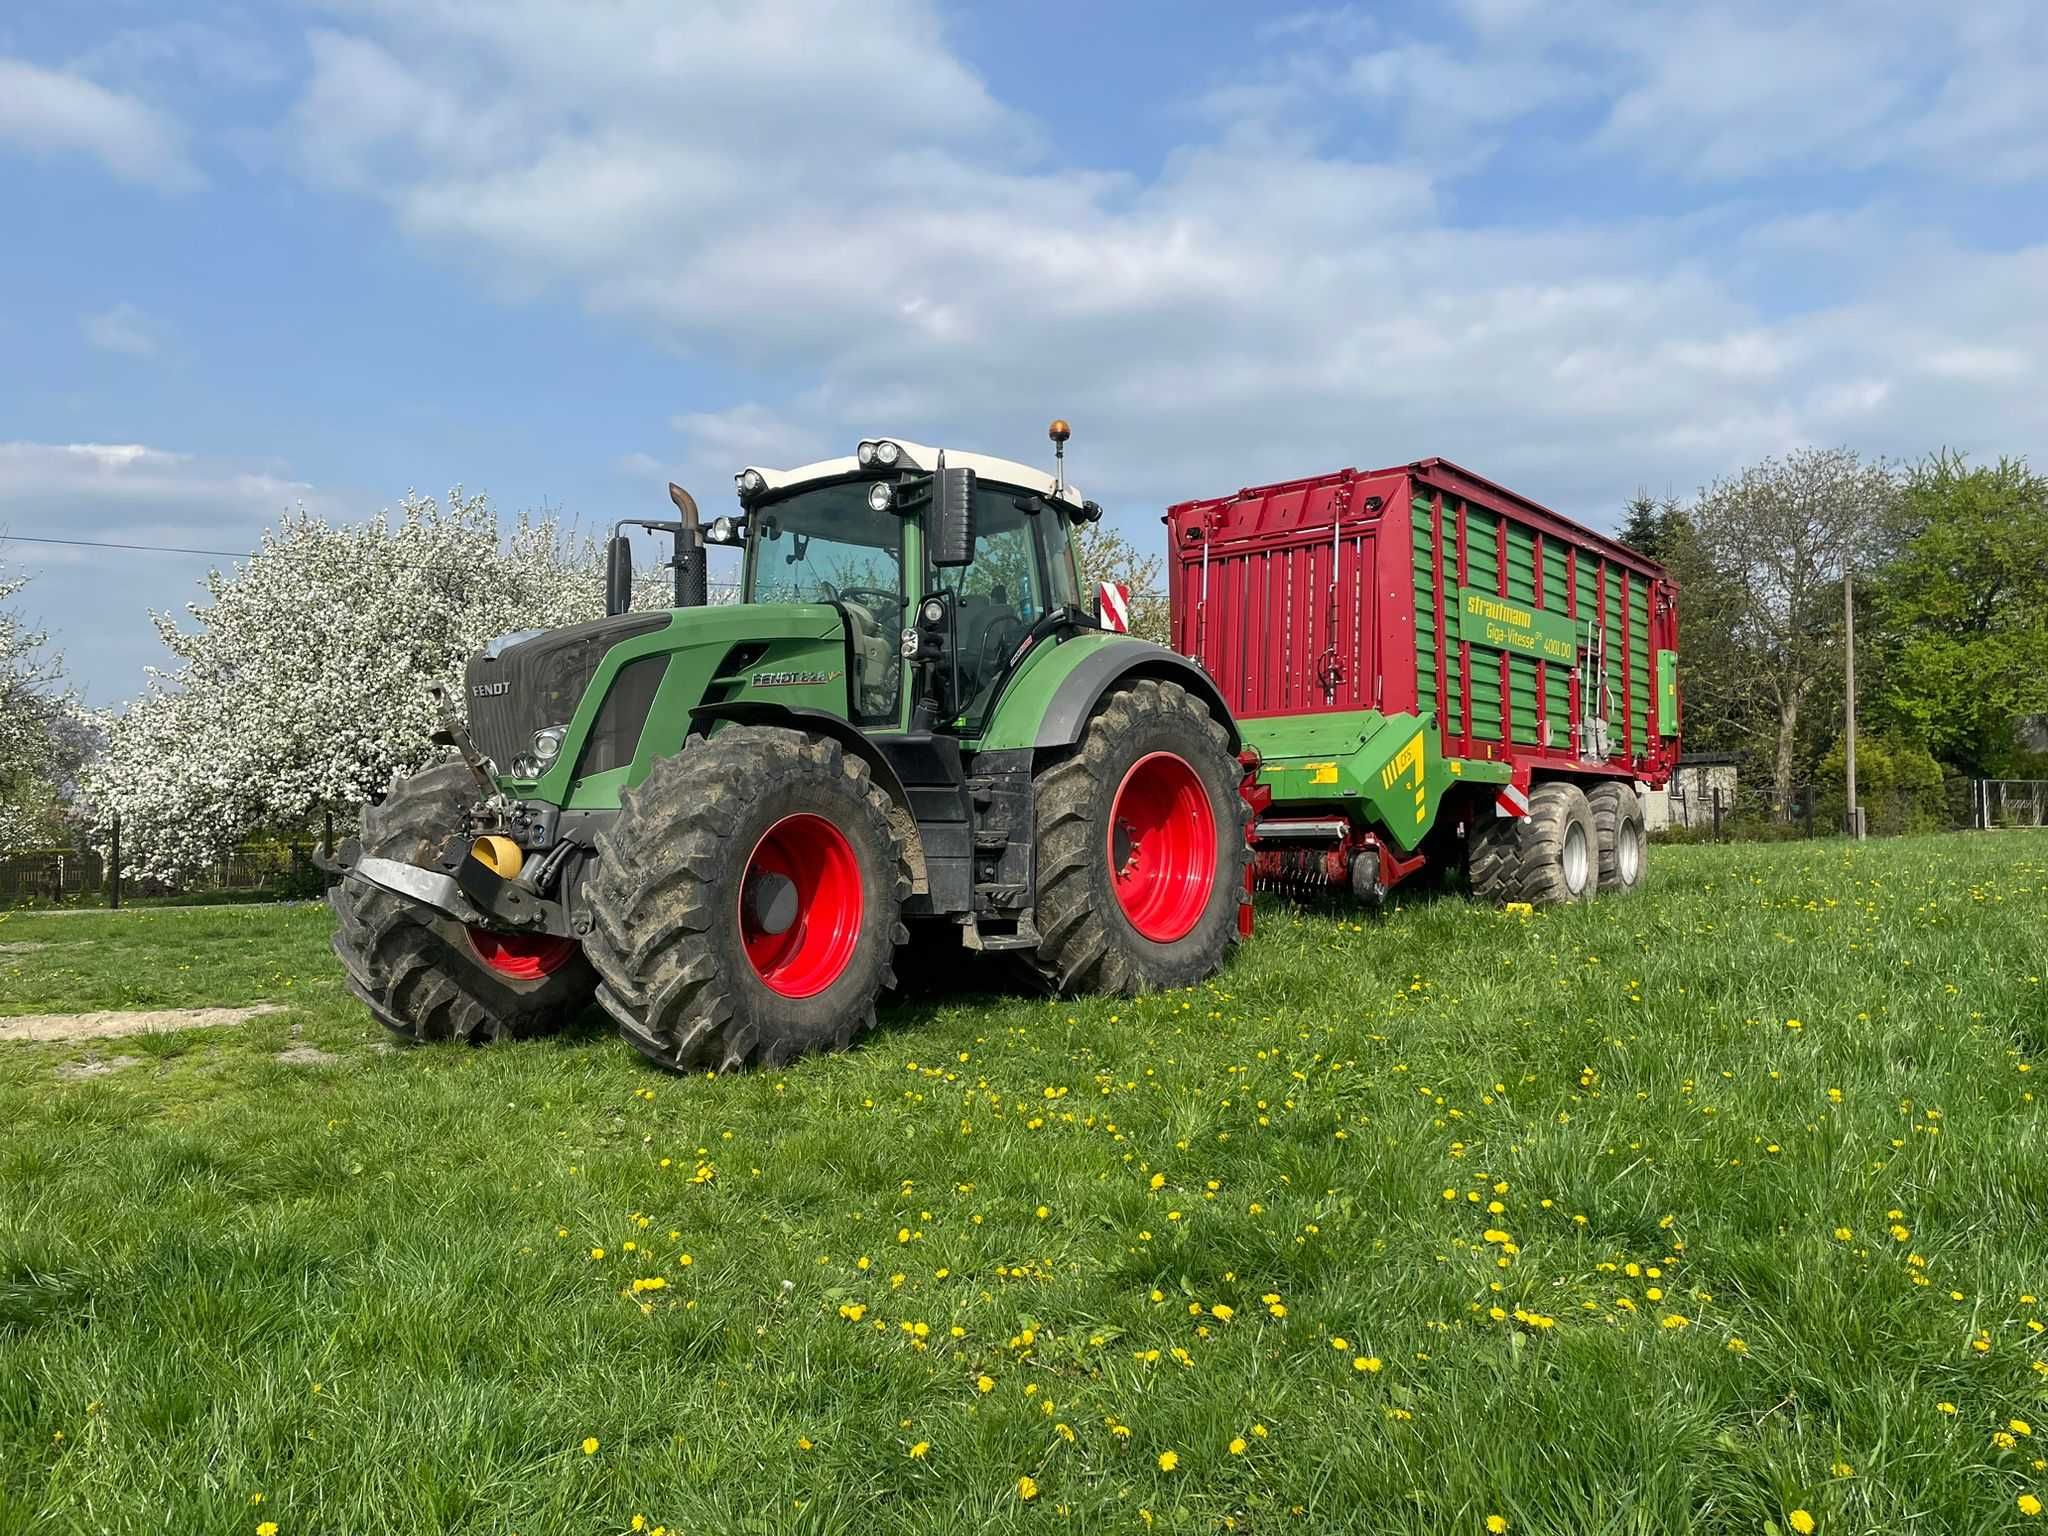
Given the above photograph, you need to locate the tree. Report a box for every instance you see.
[0,562,77,850]
[1073,518,1170,646]
[1869,451,2048,775]
[1686,448,1898,814]
[1618,490,1677,561]
[82,491,609,883]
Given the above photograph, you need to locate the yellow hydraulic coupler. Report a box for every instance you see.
[470,835,525,879]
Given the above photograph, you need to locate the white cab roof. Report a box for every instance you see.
[741,437,1084,508]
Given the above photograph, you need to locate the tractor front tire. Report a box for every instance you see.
[330,761,596,1044]
[1466,780,1599,907]
[1586,781,1647,894]
[1028,678,1250,995]
[583,727,911,1073]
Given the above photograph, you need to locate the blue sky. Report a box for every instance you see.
[3,0,2043,704]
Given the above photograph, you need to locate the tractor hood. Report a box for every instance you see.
[467,603,850,808]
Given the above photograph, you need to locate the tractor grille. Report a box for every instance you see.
[464,613,668,773]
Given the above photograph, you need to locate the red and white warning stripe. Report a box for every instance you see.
[1494,782,1530,819]
[1098,581,1131,632]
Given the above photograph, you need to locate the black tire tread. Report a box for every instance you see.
[328,761,594,1043]
[1586,780,1646,894]
[582,728,911,1074]
[1027,678,1250,996]
[1466,780,1598,907]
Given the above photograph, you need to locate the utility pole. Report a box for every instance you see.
[1843,564,1862,840]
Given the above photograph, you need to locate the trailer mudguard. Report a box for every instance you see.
[977,634,1239,754]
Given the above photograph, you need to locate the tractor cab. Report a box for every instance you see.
[719,437,1098,735]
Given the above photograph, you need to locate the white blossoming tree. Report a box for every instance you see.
[0,564,83,850]
[83,490,617,883]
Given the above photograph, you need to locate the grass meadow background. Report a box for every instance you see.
[3,832,2045,1535]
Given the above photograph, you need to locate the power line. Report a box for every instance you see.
[0,528,741,584]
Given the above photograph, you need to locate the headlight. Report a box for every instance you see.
[736,468,765,496]
[856,441,878,467]
[707,515,738,543]
[873,439,901,467]
[921,597,947,625]
[531,726,566,763]
[866,481,895,512]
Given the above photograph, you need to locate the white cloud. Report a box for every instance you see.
[0,441,331,536]
[82,302,160,358]
[0,56,199,191]
[274,0,2048,531]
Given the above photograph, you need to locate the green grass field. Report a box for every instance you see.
[3,832,2046,1535]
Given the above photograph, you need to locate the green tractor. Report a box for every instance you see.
[332,425,1251,1071]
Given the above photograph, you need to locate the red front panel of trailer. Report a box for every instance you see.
[1168,469,1418,720]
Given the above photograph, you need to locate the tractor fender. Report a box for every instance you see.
[1031,640,1240,753]
[688,702,914,813]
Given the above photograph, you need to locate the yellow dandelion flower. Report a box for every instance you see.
[1358,1355,1384,1373]
[256,1524,278,1536]
[1330,1337,1350,1351]
[1789,1510,1815,1535]
[1486,1518,1509,1535]
[908,1441,929,1459]
[1228,1437,1247,1455]
[581,1437,599,1455]
[2018,1493,2042,1517]
[1158,1450,1179,1471]
[1938,1401,1957,1415]
[1211,1304,1234,1321]
[1017,1475,1038,1501]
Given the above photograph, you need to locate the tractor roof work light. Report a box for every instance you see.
[735,468,766,499]
[866,481,895,512]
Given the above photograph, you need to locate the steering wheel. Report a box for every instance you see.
[827,584,906,616]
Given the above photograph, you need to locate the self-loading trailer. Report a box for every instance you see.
[1168,458,1680,906]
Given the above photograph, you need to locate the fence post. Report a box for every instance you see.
[110,816,122,910]
[1711,787,1723,843]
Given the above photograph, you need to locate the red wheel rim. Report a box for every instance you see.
[466,928,579,979]
[1107,751,1218,943]
[739,813,864,998]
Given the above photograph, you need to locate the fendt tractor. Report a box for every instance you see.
[1167,459,1679,909]
[332,426,1253,1072]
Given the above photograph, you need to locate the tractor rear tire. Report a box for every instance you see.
[1466,780,1598,907]
[583,727,911,1073]
[1586,781,1647,894]
[1028,678,1249,995]
[329,761,596,1043]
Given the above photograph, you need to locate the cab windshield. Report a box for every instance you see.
[747,479,905,724]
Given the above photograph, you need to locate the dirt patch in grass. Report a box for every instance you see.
[0,1003,286,1044]
[0,942,50,955]
[275,1044,340,1067]
[53,1054,146,1081]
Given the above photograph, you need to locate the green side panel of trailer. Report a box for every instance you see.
[1657,649,1679,736]
[1411,496,1439,721]
[1542,542,1571,727]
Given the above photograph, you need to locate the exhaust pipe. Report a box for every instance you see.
[668,482,706,608]
[603,485,708,617]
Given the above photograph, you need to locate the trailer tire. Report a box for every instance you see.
[329,761,596,1044]
[584,727,911,1073]
[1586,781,1647,895]
[1028,678,1250,996]
[1466,780,1598,907]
